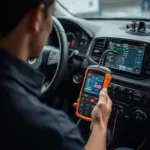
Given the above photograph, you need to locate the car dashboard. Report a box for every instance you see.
[52,16,150,149]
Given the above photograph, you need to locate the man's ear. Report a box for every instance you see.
[28,4,45,32]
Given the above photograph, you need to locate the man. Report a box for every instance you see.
[0,0,112,150]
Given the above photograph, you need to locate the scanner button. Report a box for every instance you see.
[85,103,89,107]
[80,103,84,107]
[90,99,95,104]
[95,97,99,101]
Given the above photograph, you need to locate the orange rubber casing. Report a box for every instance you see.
[76,66,112,122]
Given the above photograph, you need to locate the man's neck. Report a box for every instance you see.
[0,33,29,62]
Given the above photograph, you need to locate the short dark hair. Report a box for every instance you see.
[0,0,54,37]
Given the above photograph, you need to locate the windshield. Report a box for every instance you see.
[57,0,150,19]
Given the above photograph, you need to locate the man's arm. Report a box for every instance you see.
[85,89,112,150]
[0,81,85,150]
[85,125,107,150]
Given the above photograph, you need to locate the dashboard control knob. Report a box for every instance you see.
[73,73,83,84]
[134,109,147,122]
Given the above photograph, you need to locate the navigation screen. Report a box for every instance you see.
[105,41,145,74]
[83,71,104,95]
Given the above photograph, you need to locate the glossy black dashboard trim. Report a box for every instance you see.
[57,17,95,38]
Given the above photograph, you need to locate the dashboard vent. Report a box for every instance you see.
[146,56,150,75]
[91,38,106,63]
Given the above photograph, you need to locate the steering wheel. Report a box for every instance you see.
[28,16,68,97]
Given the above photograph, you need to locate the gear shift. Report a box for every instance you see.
[68,50,79,60]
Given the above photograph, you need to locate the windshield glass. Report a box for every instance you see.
[57,0,150,19]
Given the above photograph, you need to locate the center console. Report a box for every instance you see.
[104,39,150,123]
[90,37,150,123]
[88,38,150,149]
[108,83,147,122]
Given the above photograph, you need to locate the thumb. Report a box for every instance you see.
[98,88,107,105]
[107,95,112,107]
[90,122,93,131]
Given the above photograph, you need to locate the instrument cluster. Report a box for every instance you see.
[64,24,92,55]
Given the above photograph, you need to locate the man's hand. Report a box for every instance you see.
[86,89,112,150]
[73,88,112,130]
[73,88,112,150]
[91,88,112,130]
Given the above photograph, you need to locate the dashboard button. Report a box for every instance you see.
[117,104,123,109]
[119,87,125,92]
[128,89,133,94]
[133,91,144,98]
[128,95,133,100]
[112,85,117,91]
[113,107,116,111]
[112,91,116,95]
[133,97,142,101]
[118,86,125,97]
[113,103,117,107]
[124,115,129,120]
[109,84,113,89]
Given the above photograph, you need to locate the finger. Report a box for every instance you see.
[106,95,111,103]
[99,88,107,96]
[73,99,79,109]
[107,96,112,105]
[90,122,93,131]
[107,96,112,110]
[73,103,78,109]
[98,88,107,104]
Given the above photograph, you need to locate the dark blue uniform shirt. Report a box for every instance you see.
[0,50,84,150]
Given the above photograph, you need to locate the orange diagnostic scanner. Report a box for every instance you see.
[76,65,112,122]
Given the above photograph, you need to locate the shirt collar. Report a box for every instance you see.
[0,49,44,97]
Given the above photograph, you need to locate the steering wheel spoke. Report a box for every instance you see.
[47,47,60,66]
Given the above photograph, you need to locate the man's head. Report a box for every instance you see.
[0,0,55,60]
